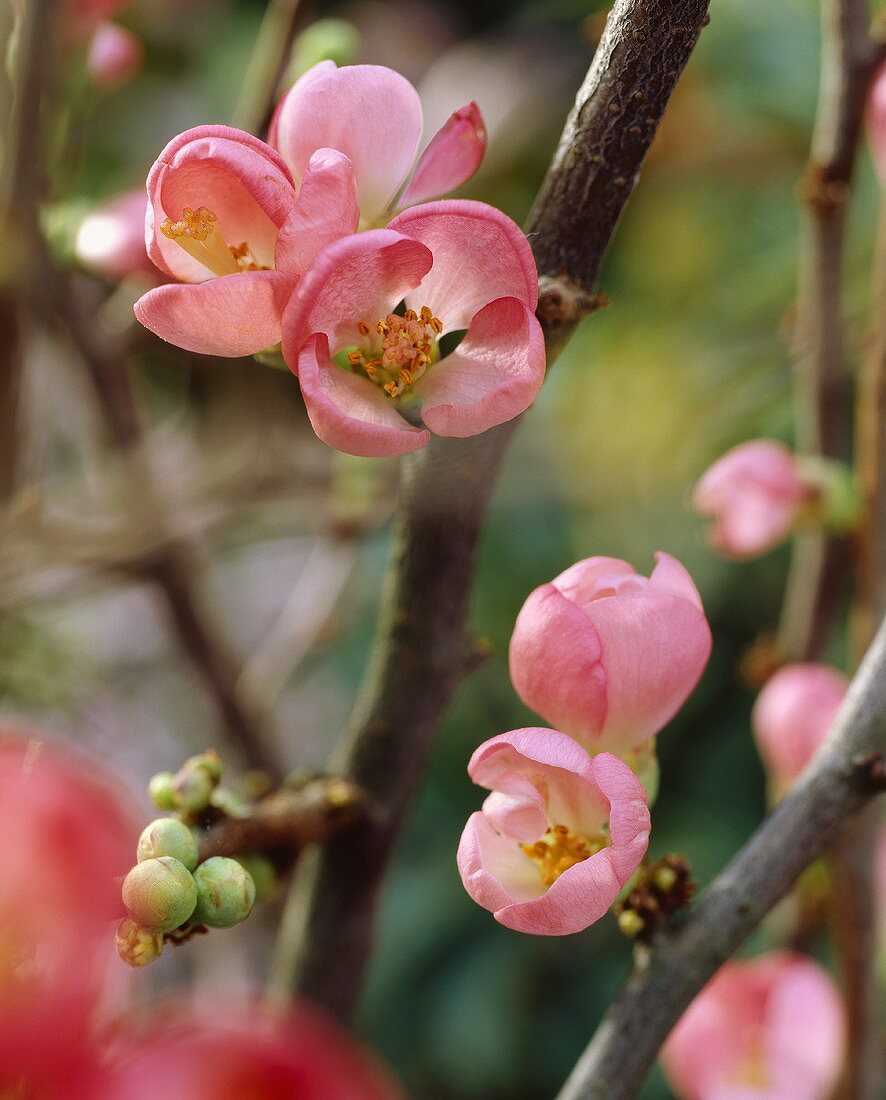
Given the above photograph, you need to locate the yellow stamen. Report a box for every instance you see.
[357,321,370,337]
[159,206,268,277]
[521,824,606,887]
[343,304,444,399]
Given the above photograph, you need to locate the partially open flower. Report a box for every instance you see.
[115,919,163,969]
[270,62,486,223]
[281,200,544,456]
[87,21,143,89]
[661,951,845,1100]
[752,663,848,792]
[122,857,197,933]
[191,857,256,928]
[457,729,650,935]
[509,553,711,757]
[693,440,807,560]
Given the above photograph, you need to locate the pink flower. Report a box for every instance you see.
[661,951,846,1100]
[457,729,650,935]
[867,61,886,182]
[134,126,359,357]
[75,188,155,281]
[751,664,848,789]
[693,440,807,560]
[87,21,143,89]
[270,62,487,222]
[280,200,544,456]
[509,553,712,756]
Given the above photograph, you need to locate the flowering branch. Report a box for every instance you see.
[285,0,712,1022]
[555,616,886,1100]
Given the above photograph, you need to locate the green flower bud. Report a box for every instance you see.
[148,771,177,811]
[184,749,223,785]
[171,767,214,814]
[122,856,197,933]
[137,817,199,871]
[192,856,256,928]
[115,918,163,968]
[234,854,278,904]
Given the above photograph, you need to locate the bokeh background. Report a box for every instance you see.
[2,0,878,1096]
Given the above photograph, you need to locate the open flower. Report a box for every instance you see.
[509,553,711,757]
[693,440,808,560]
[751,664,847,792]
[457,729,650,935]
[661,952,845,1100]
[270,61,487,224]
[134,126,359,357]
[281,200,544,456]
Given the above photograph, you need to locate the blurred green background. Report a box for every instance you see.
[4,0,879,1096]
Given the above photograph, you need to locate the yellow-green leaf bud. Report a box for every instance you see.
[192,856,256,928]
[137,817,199,871]
[122,856,197,933]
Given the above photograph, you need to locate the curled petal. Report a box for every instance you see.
[398,102,487,207]
[274,149,359,277]
[646,551,706,611]
[457,811,546,913]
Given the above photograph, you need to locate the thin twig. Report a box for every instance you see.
[555,618,886,1100]
[284,0,712,1020]
[232,0,303,137]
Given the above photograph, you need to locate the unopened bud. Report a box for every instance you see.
[148,771,176,811]
[184,750,223,785]
[209,785,251,819]
[137,817,199,871]
[192,856,256,928]
[122,856,197,933]
[617,909,646,938]
[171,767,214,814]
[652,865,678,893]
[115,918,163,968]
[234,854,277,904]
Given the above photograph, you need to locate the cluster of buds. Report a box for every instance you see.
[116,751,277,967]
[614,853,696,942]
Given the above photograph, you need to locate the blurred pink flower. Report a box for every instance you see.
[661,951,846,1100]
[87,21,143,89]
[509,553,712,756]
[135,127,359,356]
[751,663,848,789]
[457,729,650,934]
[269,62,486,222]
[76,188,155,281]
[867,61,886,182]
[281,200,544,456]
[693,440,807,560]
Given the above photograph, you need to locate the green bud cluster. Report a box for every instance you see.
[148,751,224,817]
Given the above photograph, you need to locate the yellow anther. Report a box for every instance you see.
[383,381,399,398]
[158,205,267,278]
[347,350,364,365]
[419,306,433,324]
[430,316,443,334]
[403,308,417,322]
[521,825,605,887]
[160,205,218,242]
[357,321,370,337]
[376,320,390,336]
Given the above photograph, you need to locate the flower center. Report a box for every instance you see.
[345,306,443,399]
[730,1035,770,1089]
[520,824,606,887]
[159,206,268,277]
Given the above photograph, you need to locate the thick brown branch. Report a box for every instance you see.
[555,617,886,1100]
[285,0,711,1022]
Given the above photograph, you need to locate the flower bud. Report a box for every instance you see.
[184,750,223,785]
[192,857,256,928]
[115,918,163,968]
[136,817,199,871]
[87,21,143,90]
[122,856,197,933]
[233,854,278,903]
[171,767,214,814]
[148,771,177,811]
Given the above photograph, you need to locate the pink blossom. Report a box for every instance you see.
[134,127,359,356]
[509,553,712,756]
[867,61,886,182]
[87,21,143,89]
[270,62,487,222]
[751,663,848,788]
[661,952,846,1100]
[76,188,155,281]
[457,728,650,935]
[280,200,544,456]
[693,440,807,560]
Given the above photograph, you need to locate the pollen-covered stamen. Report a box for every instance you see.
[520,824,606,887]
[159,206,268,277]
[346,304,444,399]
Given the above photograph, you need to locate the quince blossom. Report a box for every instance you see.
[457,729,650,935]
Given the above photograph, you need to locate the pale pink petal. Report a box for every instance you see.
[274,148,359,277]
[457,811,546,911]
[589,753,650,882]
[481,777,547,843]
[267,60,337,149]
[398,102,487,207]
[134,270,296,356]
[281,229,433,362]
[418,297,545,435]
[647,551,706,611]
[295,333,430,458]
[75,189,153,280]
[552,557,638,604]
[710,490,800,559]
[389,200,538,329]
[272,63,422,220]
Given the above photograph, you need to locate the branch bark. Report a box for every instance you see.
[285,0,712,1021]
[555,617,886,1100]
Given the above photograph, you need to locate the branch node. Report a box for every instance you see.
[537,276,608,329]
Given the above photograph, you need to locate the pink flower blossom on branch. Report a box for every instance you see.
[693,440,807,560]
[660,951,846,1100]
[457,728,650,935]
[269,62,487,222]
[509,553,712,756]
[751,663,848,790]
[87,21,143,89]
[75,188,155,281]
[281,200,544,456]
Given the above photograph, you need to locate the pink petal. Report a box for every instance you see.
[271,63,422,221]
[457,811,546,912]
[75,188,154,280]
[389,200,538,329]
[418,297,545,436]
[552,557,639,605]
[274,148,359,277]
[589,753,651,882]
[281,229,433,363]
[134,270,296,356]
[295,334,430,457]
[481,776,548,843]
[267,60,337,149]
[647,551,706,611]
[398,102,487,207]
